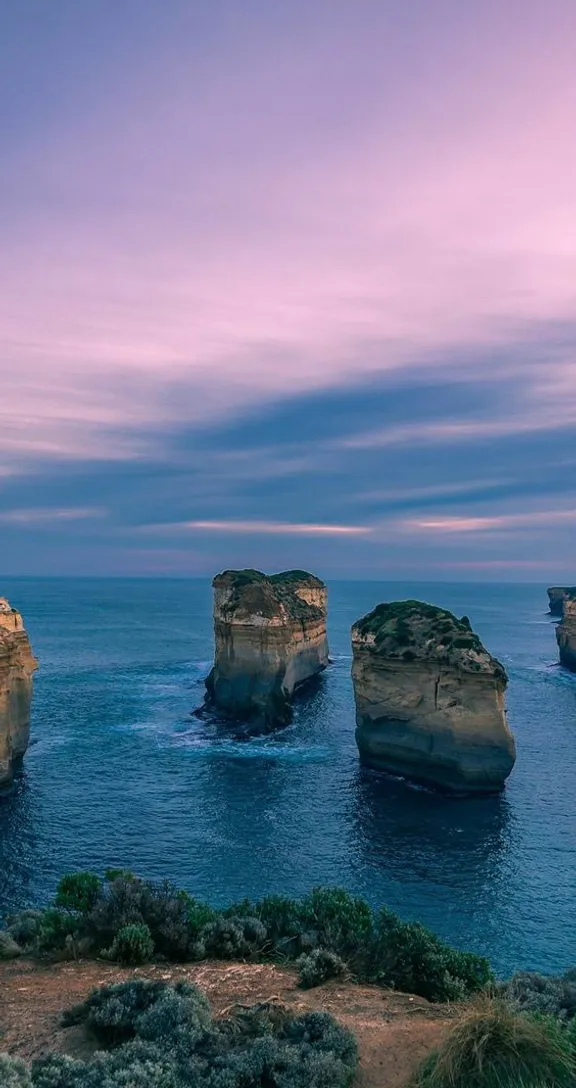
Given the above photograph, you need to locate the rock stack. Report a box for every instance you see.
[547,587,573,616]
[351,600,516,794]
[0,598,38,789]
[203,569,328,732]
[556,591,576,672]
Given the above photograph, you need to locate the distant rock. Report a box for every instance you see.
[556,592,576,672]
[351,600,516,794]
[0,598,38,790]
[547,587,575,616]
[202,569,328,732]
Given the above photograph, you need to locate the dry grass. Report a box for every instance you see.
[413,996,575,1088]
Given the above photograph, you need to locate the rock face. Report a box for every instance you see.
[352,600,516,794]
[547,587,574,616]
[0,598,38,790]
[203,569,328,731]
[556,592,576,671]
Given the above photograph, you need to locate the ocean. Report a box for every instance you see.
[0,578,574,978]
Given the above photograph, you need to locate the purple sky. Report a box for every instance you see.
[1,0,575,578]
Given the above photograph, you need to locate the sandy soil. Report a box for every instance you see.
[0,959,459,1087]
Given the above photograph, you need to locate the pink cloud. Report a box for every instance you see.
[144,520,370,537]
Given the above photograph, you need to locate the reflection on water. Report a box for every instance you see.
[0,578,575,975]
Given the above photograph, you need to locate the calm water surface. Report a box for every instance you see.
[0,579,574,977]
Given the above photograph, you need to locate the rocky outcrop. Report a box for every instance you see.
[556,592,576,671]
[202,569,328,731]
[0,598,38,790]
[352,600,516,794]
[547,587,574,616]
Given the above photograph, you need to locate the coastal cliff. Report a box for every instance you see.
[547,587,574,616]
[351,600,516,794]
[0,598,38,789]
[203,569,328,731]
[556,592,576,671]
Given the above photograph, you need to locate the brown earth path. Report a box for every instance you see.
[0,959,459,1087]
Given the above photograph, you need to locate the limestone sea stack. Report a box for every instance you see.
[352,600,516,794]
[203,569,328,731]
[0,598,38,790]
[547,587,573,616]
[556,592,576,671]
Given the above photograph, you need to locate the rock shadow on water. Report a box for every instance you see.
[350,765,512,890]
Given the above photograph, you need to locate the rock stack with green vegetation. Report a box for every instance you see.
[351,600,516,794]
[202,569,328,732]
[556,591,576,672]
[0,597,38,791]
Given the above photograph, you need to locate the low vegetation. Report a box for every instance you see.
[2,871,493,1002]
[2,978,359,1087]
[413,996,576,1088]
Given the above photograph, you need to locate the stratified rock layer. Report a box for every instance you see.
[352,600,516,794]
[556,592,576,671]
[203,569,328,731]
[547,587,575,616]
[0,598,38,789]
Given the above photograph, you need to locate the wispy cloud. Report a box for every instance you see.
[0,507,107,524]
[143,519,370,537]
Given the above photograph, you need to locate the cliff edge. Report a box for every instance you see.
[0,598,38,789]
[351,600,516,794]
[556,591,576,672]
[202,569,328,731]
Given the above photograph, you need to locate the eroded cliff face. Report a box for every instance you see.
[556,593,576,672]
[547,587,574,616]
[203,570,328,731]
[352,600,516,794]
[0,598,38,789]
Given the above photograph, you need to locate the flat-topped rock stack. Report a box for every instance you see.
[556,591,576,672]
[547,587,574,616]
[203,569,328,732]
[351,600,516,794]
[0,598,38,789]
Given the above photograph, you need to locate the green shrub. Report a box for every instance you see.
[194,915,267,960]
[370,917,491,1001]
[0,1054,32,1087]
[136,981,211,1048]
[414,998,575,1088]
[7,910,44,949]
[55,873,101,914]
[500,969,576,1021]
[51,980,358,1088]
[86,875,194,961]
[109,923,154,966]
[298,888,373,964]
[297,949,348,989]
[36,909,81,954]
[63,979,168,1045]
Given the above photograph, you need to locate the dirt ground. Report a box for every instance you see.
[0,958,459,1087]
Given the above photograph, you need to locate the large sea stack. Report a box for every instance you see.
[203,569,328,731]
[556,592,576,671]
[547,587,574,616]
[0,598,38,789]
[351,600,516,794]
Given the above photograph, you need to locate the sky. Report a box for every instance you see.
[1,0,575,579]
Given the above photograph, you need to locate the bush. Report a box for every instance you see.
[86,876,195,961]
[63,979,168,1045]
[500,969,576,1022]
[50,980,358,1088]
[36,909,81,955]
[194,915,267,960]
[370,917,491,1002]
[414,998,575,1088]
[299,888,373,962]
[109,923,154,966]
[55,873,101,914]
[297,949,348,989]
[0,1054,32,1087]
[7,910,44,948]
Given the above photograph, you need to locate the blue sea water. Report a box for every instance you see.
[0,578,574,978]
